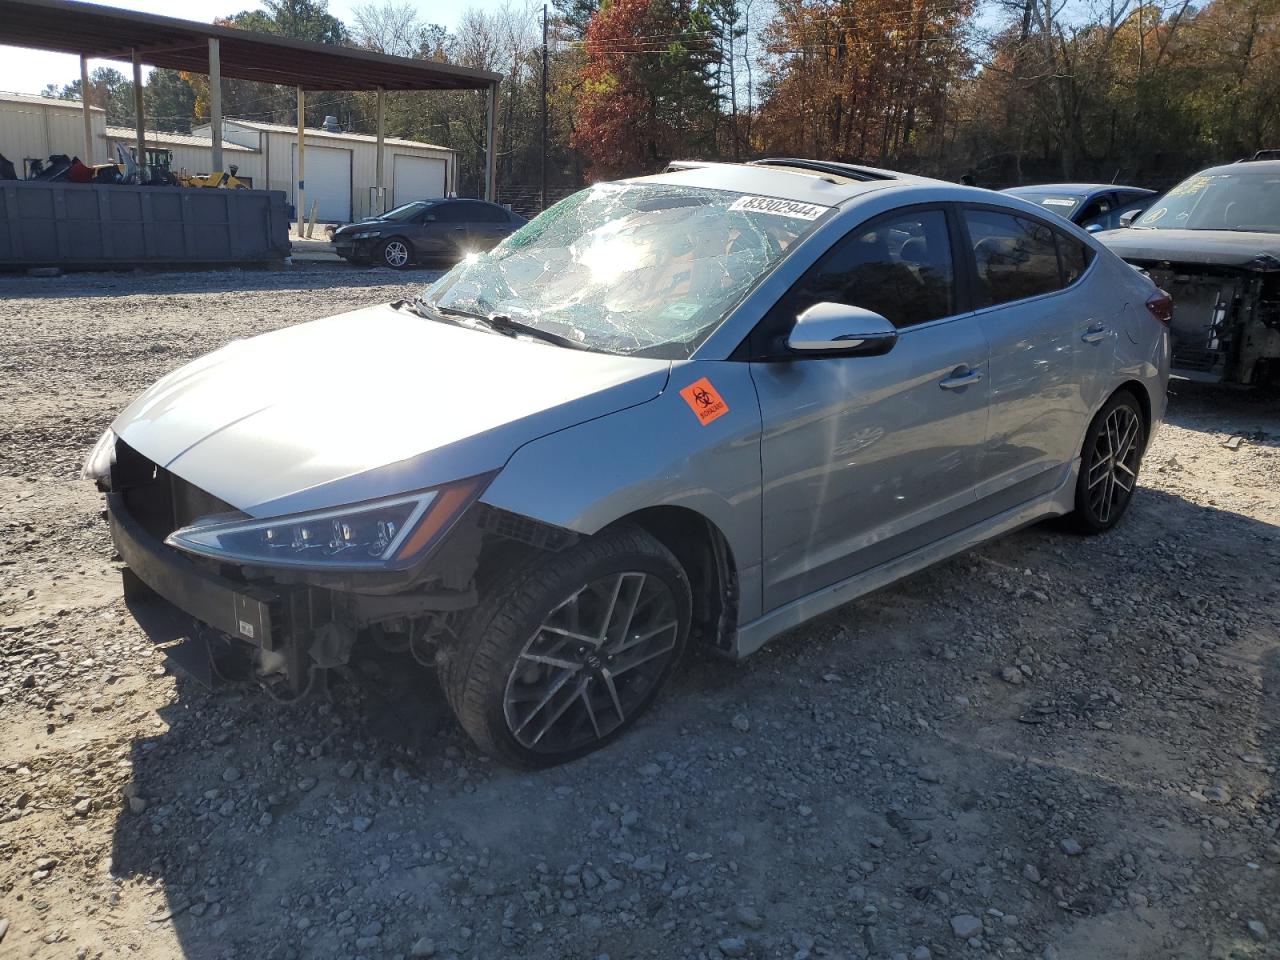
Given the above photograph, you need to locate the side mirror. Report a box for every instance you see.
[1118,210,1139,228]
[1085,223,1103,234]
[425,214,437,222]
[786,302,898,357]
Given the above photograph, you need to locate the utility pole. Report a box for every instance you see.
[541,3,548,212]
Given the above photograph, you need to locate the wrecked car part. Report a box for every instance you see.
[102,437,579,695]
[1100,161,1280,386]
[1136,263,1279,384]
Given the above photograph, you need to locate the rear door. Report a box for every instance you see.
[962,206,1111,514]
[466,202,517,250]
[750,206,991,610]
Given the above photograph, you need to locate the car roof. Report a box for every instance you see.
[632,160,939,207]
[1003,183,1153,196]
[1199,159,1280,175]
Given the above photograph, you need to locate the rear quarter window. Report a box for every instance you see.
[1056,231,1093,285]
[964,209,1062,305]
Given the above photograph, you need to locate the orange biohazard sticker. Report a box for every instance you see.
[679,377,729,425]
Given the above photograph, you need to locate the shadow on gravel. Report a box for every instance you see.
[0,266,447,300]
[1165,380,1280,435]
[102,486,1279,960]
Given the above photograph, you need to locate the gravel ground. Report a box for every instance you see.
[1,266,1278,960]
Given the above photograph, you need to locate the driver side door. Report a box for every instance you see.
[748,206,991,610]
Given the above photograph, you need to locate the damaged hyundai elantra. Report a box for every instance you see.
[85,158,1170,766]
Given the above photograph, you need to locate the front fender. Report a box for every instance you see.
[479,360,765,622]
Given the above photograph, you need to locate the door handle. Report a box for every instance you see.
[1081,323,1109,344]
[939,367,983,390]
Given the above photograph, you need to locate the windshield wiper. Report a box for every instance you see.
[483,313,593,351]
[406,298,593,351]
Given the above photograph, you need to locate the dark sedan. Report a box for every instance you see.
[1001,183,1157,233]
[332,198,527,269]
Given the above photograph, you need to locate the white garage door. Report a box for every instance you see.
[393,154,448,208]
[291,143,351,222]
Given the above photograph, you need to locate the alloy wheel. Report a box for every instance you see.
[1085,404,1142,524]
[503,572,680,755]
[383,240,410,267]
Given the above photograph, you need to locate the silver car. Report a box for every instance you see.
[84,158,1171,766]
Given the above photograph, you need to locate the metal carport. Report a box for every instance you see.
[0,0,503,216]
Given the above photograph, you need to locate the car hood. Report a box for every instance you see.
[112,303,671,518]
[1096,228,1280,268]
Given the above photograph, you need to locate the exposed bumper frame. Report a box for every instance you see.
[107,492,279,649]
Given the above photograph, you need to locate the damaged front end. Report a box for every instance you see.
[1136,255,1280,385]
[94,436,575,699]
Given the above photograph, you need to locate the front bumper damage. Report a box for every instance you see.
[1137,261,1280,385]
[101,440,571,698]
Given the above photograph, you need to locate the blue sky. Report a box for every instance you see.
[0,0,506,94]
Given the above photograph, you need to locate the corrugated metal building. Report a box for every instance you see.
[1,93,456,223]
[0,91,106,175]
[192,118,455,223]
[103,125,263,184]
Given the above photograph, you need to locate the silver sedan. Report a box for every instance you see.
[84,158,1171,766]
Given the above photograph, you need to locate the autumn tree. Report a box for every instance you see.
[754,0,975,168]
[572,0,722,178]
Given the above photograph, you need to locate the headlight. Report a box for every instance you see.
[165,475,490,570]
[81,428,116,485]
[351,231,381,240]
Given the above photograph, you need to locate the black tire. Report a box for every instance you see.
[378,237,413,269]
[1067,390,1146,534]
[441,525,691,768]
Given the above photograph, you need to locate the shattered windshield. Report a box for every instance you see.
[419,183,831,357]
[1136,170,1280,232]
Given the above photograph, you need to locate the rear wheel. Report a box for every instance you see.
[441,526,691,767]
[378,237,412,269]
[1068,390,1146,533]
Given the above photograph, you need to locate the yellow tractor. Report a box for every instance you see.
[177,163,249,189]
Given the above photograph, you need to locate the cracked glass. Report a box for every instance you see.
[419,183,832,357]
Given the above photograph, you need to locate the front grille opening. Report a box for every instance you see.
[115,439,238,542]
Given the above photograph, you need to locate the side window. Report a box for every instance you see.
[964,209,1062,305]
[430,203,467,222]
[774,209,956,330]
[471,204,510,223]
[1056,230,1093,285]
[1076,196,1113,231]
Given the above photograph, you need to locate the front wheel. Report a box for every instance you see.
[1067,390,1146,533]
[378,237,413,269]
[441,526,691,767]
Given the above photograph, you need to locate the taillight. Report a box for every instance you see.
[1146,289,1173,325]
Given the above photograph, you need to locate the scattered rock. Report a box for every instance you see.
[951,914,983,939]
[731,714,751,733]
[1060,838,1084,857]
[717,937,748,957]
[410,937,437,957]
[1000,666,1024,685]
[1247,920,1268,943]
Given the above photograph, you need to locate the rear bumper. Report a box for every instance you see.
[107,492,278,648]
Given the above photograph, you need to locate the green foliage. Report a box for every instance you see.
[226,0,349,43]
[146,70,197,133]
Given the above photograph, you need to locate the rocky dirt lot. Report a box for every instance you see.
[1,266,1277,960]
